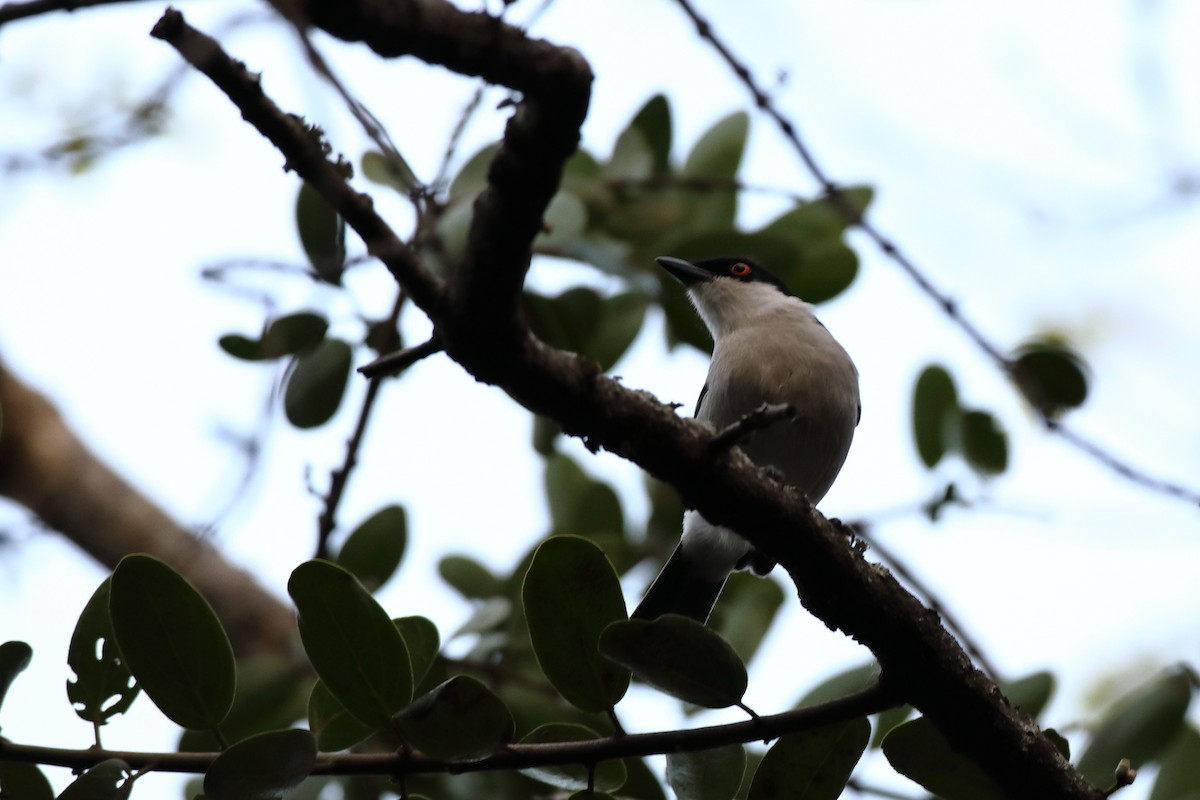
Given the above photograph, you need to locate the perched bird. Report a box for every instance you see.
[631,255,860,622]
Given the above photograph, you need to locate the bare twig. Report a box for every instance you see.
[0,0,137,26]
[670,0,1200,509]
[358,334,444,379]
[709,402,795,452]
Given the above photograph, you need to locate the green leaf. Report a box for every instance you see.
[307,679,375,752]
[1012,341,1089,418]
[592,292,648,371]
[630,94,672,175]
[748,718,870,800]
[544,454,625,539]
[449,143,499,201]
[667,745,745,800]
[361,149,419,194]
[219,333,266,361]
[393,676,515,761]
[287,560,413,729]
[522,536,630,713]
[336,505,408,593]
[599,616,746,708]
[1149,724,1200,800]
[1076,668,1193,787]
[518,723,627,792]
[439,555,503,600]
[260,313,329,359]
[394,616,440,687]
[0,762,54,800]
[623,756,670,800]
[707,572,784,666]
[1001,670,1056,721]
[796,661,880,708]
[56,759,132,800]
[535,190,589,251]
[178,656,312,752]
[912,365,958,468]
[871,704,914,748]
[0,640,33,725]
[523,289,647,371]
[67,579,139,726]
[882,717,1006,800]
[284,338,352,429]
[960,409,1009,475]
[109,555,235,730]
[295,181,346,285]
[204,729,317,800]
[682,111,749,229]
[606,126,654,181]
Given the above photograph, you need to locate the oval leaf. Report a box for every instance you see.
[307,679,375,752]
[1076,668,1193,787]
[519,723,626,792]
[682,111,749,228]
[0,762,54,800]
[219,333,265,361]
[361,149,419,194]
[260,312,329,359]
[295,181,345,285]
[178,656,312,753]
[1012,342,1089,418]
[336,505,408,592]
[796,661,880,708]
[204,729,317,800]
[748,718,870,800]
[394,616,440,687]
[708,572,784,666]
[1001,670,1056,721]
[522,536,630,713]
[67,579,140,726]
[393,676,515,761]
[287,560,413,729]
[109,555,235,730]
[912,365,958,468]
[882,717,1006,800]
[667,745,745,800]
[439,555,503,600]
[960,409,1008,475]
[544,454,625,538]
[0,640,32,723]
[284,339,352,429]
[1149,724,1200,800]
[630,94,672,175]
[599,616,747,708]
[56,759,132,800]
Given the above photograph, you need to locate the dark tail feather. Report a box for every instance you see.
[631,543,727,623]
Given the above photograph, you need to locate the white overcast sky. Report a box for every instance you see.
[2,1,1199,796]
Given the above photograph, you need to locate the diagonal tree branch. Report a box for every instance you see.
[150,7,1102,798]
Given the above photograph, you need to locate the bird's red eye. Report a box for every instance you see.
[730,262,752,277]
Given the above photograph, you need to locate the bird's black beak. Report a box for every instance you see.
[656,256,711,286]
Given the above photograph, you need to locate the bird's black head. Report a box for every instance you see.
[656,256,790,295]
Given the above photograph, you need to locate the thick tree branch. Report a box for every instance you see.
[0,682,897,775]
[151,7,1100,797]
[0,359,297,660]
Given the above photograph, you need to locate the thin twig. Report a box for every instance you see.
[0,0,136,26]
[315,289,407,559]
[358,334,444,379]
[671,0,1200,509]
[709,402,795,453]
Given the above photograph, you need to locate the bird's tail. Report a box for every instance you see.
[630,543,727,623]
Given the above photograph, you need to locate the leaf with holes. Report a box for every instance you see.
[67,579,139,726]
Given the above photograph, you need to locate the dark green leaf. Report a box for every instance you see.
[518,723,627,792]
[336,505,408,593]
[1076,668,1193,787]
[295,181,346,285]
[544,453,625,539]
[0,640,32,725]
[451,597,512,639]
[599,616,746,708]
[606,126,654,181]
[393,676,514,761]
[219,334,265,361]
[67,579,139,726]
[430,198,473,271]
[522,536,630,713]
[0,762,54,800]
[622,756,669,800]
[1012,341,1089,418]
[591,292,648,371]
[532,414,562,456]
[783,238,859,305]
[284,338,352,429]
[667,745,745,800]
[56,759,132,800]
[912,365,958,468]
[708,573,784,666]
[871,705,914,748]
[179,656,311,752]
[448,143,499,201]
[439,555,503,600]
[759,187,873,241]
[796,661,880,708]
[682,111,749,229]
[630,94,672,175]
[1001,670,1056,721]
[882,717,1006,800]
[109,554,235,730]
[260,313,329,359]
[394,616,440,687]
[307,679,375,752]
[1046,728,1071,759]
[960,409,1009,475]
[748,718,870,800]
[361,149,419,194]
[535,190,589,251]
[287,560,413,729]
[1149,724,1200,800]
[204,729,317,800]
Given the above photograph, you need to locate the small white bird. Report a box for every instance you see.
[632,255,860,622]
